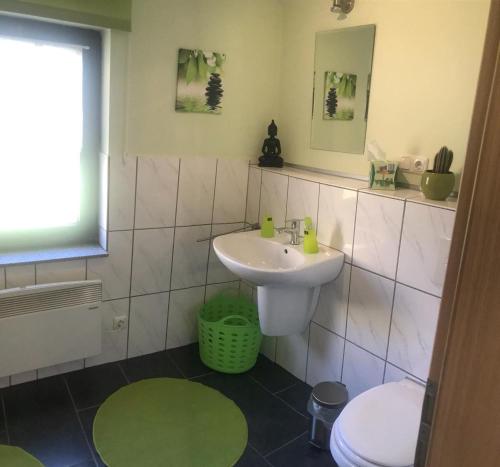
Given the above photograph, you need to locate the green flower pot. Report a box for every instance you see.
[421,171,455,201]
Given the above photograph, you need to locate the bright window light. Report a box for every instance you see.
[0,37,82,231]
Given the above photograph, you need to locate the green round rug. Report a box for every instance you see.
[0,445,43,467]
[93,378,247,467]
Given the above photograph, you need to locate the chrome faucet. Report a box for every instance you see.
[276,218,302,245]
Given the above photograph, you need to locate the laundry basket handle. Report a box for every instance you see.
[221,315,251,326]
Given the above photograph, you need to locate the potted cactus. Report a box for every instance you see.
[420,146,455,200]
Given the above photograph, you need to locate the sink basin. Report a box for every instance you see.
[213,230,344,336]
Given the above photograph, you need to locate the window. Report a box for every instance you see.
[0,16,101,253]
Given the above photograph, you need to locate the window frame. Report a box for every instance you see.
[0,15,102,253]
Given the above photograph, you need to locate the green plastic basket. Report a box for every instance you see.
[198,292,262,374]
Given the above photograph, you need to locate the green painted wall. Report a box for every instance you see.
[125,0,284,159]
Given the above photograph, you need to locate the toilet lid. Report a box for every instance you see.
[336,379,425,467]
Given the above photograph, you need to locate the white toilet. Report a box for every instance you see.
[330,378,425,467]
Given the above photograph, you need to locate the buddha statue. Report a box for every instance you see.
[258,120,284,168]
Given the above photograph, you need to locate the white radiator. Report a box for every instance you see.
[0,280,102,378]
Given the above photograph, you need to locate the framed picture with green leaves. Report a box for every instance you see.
[323,71,357,121]
[175,48,226,114]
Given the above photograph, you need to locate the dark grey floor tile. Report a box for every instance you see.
[3,376,72,421]
[3,377,91,467]
[197,372,309,456]
[79,407,105,467]
[276,381,312,417]
[167,343,211,378]
[235,445,270,466]
[120,351,183,382]
[266,433,337,467]
[65,363,127,410]
[69,461,96,467]
[249,355,301,393]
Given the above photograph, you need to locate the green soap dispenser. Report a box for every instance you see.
[261,215,274,238]
[303,217,319,254]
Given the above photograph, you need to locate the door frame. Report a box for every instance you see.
[419,1,500,465]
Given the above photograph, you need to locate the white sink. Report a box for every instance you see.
[213,230,344,336]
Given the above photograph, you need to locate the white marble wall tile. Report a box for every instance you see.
[5,265,35,288]
[259,171,288,228]
[166,286,205,349]
[260,336,277,361]
[35,260,86,285]
[87,230,133,300]
[86,298,129,367]
[128,293,169,358]
[397,203,455,296]
[383,363,422,384]
[207,223,243,284]
[171,225,211,290]
[213,159,249,223]
[134,156,179,229]
[276,326,310,381]
[176,157,217,226]
[306,323,344,387]
[286,177,319,233]
[0,268,5,289]
[11,370,37,385]
[239,281,253,300]
[245,167,262,224]
[317,185,357,261]
[108,155,137,231]
[205,281,240,302]
[353,193,404,279]
[131,228,174,295]
[38,360,84,379]
[313,263,351,337]
[346,267,394,358]
[387,284,440,380]
[342,342,385,400]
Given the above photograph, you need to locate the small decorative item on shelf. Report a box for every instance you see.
[258,120,284,168]
[421,146,455,200]
[369,160,398,190]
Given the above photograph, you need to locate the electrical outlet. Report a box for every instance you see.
[112,316,127,331]
[413,157,429,173]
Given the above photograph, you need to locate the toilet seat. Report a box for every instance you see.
[330,379,425,467]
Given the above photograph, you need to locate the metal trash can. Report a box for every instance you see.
[307,381,348,450]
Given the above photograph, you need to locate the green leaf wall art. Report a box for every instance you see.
[323,71,357,121]
[175,48,226,114]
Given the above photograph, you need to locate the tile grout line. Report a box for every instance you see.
[382,200,408,382]
[349,263,442,299]
[273,381,300,396]
[124,157,140,360]
[164,158,182,351]
[63,376,98,466]
[247,443,274,466]
[248,374,308,421]
[263,430,309,459]
[257,167,263,224]
[243,160,251,225]
[273,175,291,364]
[341,190,359,382]
[203,159,219,304]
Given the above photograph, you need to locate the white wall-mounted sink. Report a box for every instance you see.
[213,230,344,336]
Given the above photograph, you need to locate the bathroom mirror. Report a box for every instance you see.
[311,25,375,154]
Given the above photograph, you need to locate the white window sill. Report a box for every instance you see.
[0,244,108,267]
